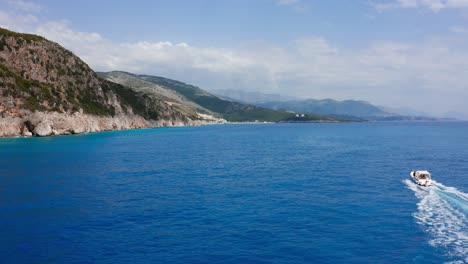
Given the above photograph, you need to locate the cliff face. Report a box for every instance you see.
[0,28,222,137]
[99,71,216,119]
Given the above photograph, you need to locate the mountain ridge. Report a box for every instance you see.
[213,89,452,121]
[257,98,391,118]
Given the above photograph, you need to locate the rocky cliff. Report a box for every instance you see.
[0,28,223,137]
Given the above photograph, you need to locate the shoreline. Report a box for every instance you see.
[0,119,335,139]
[2,119,464,139]
[0,111,227,139]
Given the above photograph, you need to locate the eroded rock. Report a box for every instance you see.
[34,121,53,136]
[0,110,221,138]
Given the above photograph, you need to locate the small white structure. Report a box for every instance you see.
[196,113,227,124]
[410,170,432,187]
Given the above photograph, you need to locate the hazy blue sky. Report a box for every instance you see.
[1,0,468,117]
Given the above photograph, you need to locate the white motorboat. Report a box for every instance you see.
[410,170,433,187]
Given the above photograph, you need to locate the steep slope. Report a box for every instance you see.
[98,71,218,120]
[0,28,217,137]
[0,29,117,116]
[137,75,332,122]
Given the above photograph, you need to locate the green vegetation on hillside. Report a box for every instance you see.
[0,28,45,44]
[0,62,116,115]
[104,79,189,121]
[104,80,149,117]
[1,63,55,112]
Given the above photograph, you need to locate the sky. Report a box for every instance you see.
[1,0,468,117]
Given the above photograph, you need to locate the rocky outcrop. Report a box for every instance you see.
[1,110,226,137]
[0,117,22,137]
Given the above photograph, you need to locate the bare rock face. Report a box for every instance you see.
[20,125,32,136]
[0,109,226,137]
[0,117,22,137]
[33,120,53,136]
[12,111,196,137]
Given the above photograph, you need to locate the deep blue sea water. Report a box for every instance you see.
[0,122,467,264]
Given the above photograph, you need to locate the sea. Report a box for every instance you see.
[0,122,467,264]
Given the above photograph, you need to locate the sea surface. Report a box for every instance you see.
[0,122,467,264]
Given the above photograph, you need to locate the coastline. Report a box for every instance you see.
[0,117,342,139]
[0,111,227,138]
[2,118,465,140]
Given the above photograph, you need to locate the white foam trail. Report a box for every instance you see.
[404,179,467,263]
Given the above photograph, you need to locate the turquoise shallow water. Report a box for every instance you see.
[0,122,467,264]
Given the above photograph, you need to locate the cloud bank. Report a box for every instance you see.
[374,0,468,11]
[276,0,301,6]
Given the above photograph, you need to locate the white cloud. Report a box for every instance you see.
[275,0,309,13]
[450,25,468,33]
[0,10,38,30]
[5,0,44,12]
[276,0,300,6]
[374,0,468,11]
[1,11,468,116]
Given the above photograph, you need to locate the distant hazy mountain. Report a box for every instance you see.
[440,111,468,121]
[257,99,451,121]
[211,89,391,118]
[215,90,450,121]
[378,105,431,117]
[212,89,297,104]
[256,99,393,118]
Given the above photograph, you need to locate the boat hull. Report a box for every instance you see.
[410,171,432,187]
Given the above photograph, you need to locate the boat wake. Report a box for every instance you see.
[404,179,467,263]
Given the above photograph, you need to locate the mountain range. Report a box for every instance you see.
[0,27,334,137]
[256,99,389,119]
[213,89,450,121]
